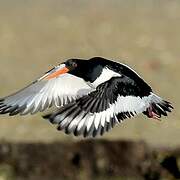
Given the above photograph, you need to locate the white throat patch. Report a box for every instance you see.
[91,67,121,88]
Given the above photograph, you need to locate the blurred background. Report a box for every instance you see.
[0,0,179,179]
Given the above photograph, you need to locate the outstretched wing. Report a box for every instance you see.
[0,64,92,116]
[44,76,159,137]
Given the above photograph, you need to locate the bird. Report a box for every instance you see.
[0,57,173,137]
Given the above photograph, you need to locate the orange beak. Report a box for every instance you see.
[46,66,69,80]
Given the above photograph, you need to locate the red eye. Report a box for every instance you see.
[72,62,77,67]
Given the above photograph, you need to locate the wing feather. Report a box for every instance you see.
[44,76,173,138]
[0,65,92,115]
[43,77,135,137]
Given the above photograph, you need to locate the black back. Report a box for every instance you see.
[66,57,152,96]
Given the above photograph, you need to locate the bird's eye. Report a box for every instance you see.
[72,62,77,67]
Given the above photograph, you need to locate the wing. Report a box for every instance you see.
[0,64,92,116]
[44,76,157,137]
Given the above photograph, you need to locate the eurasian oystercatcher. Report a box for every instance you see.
[0,57,173,137]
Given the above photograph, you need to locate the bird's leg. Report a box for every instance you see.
[147,107,161,121]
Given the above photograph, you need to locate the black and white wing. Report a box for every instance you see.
[0,64,92,116]
[44,76,173,138]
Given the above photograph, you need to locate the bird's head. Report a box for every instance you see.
[62,57,107,83]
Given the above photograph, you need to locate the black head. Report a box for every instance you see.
[64,57,108,82]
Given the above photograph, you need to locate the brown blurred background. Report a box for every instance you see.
[0,0,179,146]
[1,1,180,179]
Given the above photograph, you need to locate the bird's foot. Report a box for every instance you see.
[147,107,161,121]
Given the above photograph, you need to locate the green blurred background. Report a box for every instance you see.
[0,0,179,147]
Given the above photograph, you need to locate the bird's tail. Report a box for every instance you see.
[143,93,173,119]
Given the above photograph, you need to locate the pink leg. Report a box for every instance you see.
[148,107,161,121]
